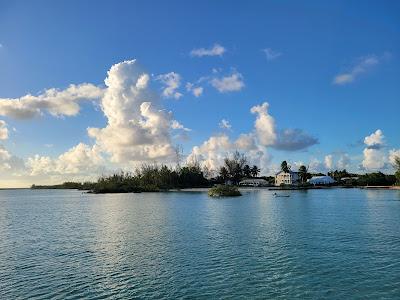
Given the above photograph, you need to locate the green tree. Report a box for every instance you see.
[251,165,260,177]
[243,164,251,178]
[298,165,308,184]
[223,151,248,184]
[281,161,290,173]
[393,156,400,185]
[219,166,229,181]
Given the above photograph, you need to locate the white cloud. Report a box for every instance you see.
[235,133,257,150]
[250,102,277,146]
[333,55,381,85]
[306,153,351,172]
[27,143,104,176]
[0,145,25,174]
[362,148,386,170]
[308,158,326,173]
[0,142,105,186]
[0,83,104,119]
[190,44,226,57]
[0,146,12,170]
[192,87,203,97]
[156,72,183,99]
[364,129,384,148]
[250,102,318,151]
[210,71,245,93]
[324,154,334,170]
[389,149,400,166]
[188,101,317,175]
[187,133,270,175]
[171,120,191,131]
[362,129,386,170]
[0,120,8,140]
[88,60,178,164]
[186,82,203,97]
[262,48,282,61]
[337,154,351,169]
[219,119,232,130]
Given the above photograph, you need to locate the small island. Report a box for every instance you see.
[208,185,241,197]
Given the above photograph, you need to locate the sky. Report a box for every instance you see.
[0,0,399,187]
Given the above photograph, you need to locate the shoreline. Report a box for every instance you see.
[360,186,400,190]
[17,185,400,194]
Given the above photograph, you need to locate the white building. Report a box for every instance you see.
[308,176,335,185]
[239,178,269,187]
[275,171,300,186]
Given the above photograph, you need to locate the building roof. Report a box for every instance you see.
[308,176,335,184]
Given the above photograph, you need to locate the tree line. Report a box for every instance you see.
[31,153,400,192]
[217,151,261,184]
[278,158,400,186]
[31,151,263,192]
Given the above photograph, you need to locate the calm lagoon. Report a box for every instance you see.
[1,188,400,299]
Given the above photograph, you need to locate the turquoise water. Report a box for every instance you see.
[1,188,400,299]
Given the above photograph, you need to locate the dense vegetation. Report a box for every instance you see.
[31,181,94,190]
[394,156,400,185]
[91,163,209,193]
[356,172,396,186]
[327,169,358,181]
[32,162,210,193]
[326,169,396,186]
[216,151,261,184]
[31,154,400,193]
[208,185,241,197]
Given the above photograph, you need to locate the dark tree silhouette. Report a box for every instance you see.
[251,165,260,177]
[243,165,251,178]
[298,165,309,184]
[281,161,290,173]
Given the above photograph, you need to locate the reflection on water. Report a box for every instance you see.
[0,188,399,298]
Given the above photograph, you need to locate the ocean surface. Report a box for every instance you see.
[0,188,400,299]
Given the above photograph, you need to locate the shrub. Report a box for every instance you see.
[208,185,241,197]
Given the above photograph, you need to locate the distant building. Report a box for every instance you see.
[308,176,335,185]
[340,177,359,181]
[239,178,269,187]
[275,171,300,186]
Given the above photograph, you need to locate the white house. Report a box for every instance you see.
[308,176,335,185]
[275,171,300,186]
[239,178,269,187]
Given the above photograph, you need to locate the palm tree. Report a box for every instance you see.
[251,165,260,177]
[298,165,308,184]
[281,161,290,173]
[243,165,251,178]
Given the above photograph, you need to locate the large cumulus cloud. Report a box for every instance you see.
[87,60,178,164]
[362,129,386,170]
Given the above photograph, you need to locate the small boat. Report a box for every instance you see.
[273,193,290,197]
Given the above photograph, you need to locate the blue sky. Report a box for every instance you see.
[0,1,399,187]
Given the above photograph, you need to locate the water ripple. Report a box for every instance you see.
[0,188,400,299]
